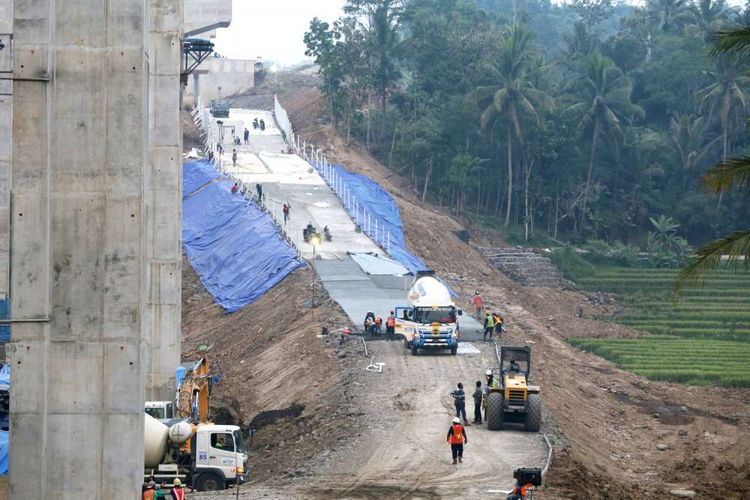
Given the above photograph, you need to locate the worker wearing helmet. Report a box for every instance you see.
[171,478,185,500]
[386,311,396,338]
[472,291,484,321]
[447,417,468,464]
[142,481,156,500]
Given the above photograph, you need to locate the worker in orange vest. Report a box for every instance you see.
[386,311,396,338]
[170,478,185,500]
[446,417,468,464]
[142,481,156,500]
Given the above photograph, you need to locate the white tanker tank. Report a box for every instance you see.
[395,271,462,355]
[143,413,247,491]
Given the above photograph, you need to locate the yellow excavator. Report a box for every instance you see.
[485,346,541,432]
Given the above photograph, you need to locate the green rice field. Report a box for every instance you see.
[569,267,750,387]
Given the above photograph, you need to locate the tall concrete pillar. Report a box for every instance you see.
[8,0,148,497]
[145,0,183,402]
[0,0,13,351]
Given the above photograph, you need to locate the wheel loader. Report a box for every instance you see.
[485,346,541,432]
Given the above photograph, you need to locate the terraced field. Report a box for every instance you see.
[571,267,750,387]
[570,337,750,386]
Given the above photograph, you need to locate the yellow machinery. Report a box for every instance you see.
[486,346,541,432]
[177,356,213,423]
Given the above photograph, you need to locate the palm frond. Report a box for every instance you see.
[710,24,750,54]
[701,155,750,193]
[674,229,750,295]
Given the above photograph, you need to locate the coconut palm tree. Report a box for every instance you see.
[667,113,718,187]
[688,0,734,39]
[676,23,750,292]
[564,53,644,223]
[477,25,552,226]
[646,0,692,32]
[695,57,750,169]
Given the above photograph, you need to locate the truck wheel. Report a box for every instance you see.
[450,346,457,355]
[411,344,419,356]
[195,472,224,491]
[404,338,410,349]
[487,392,504,431]
[524,394,542,432]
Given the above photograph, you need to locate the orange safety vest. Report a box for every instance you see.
[171,487,185,500]
[142,489,155,500]
[386,316,395,328]
[448,424,464,444]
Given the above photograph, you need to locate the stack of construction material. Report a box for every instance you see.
[477,247,565,288]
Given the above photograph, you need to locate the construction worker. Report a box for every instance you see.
[386,311,396,338]
[473,381,483,424]
[446,417,468,464]
[142,481,156,500]
[472,291,484,321]
[154,483,167,500]
[507,479,533,500]
[493,312,504,338]
[450,383,469,425]
[483,312,495,341]
[232,148,237,167]
[171,478,185,500]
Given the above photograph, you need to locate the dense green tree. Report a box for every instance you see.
[564,53,644,224]
[478,25,552,225]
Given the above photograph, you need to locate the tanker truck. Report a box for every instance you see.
[145,412,247,491]
[395,271,462,355]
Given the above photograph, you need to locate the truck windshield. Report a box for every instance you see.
[233,430,246,454]
[145,407,165,419]
[415,307,456,324]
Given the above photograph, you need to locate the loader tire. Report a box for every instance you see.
[450,346,457,355]
[487,392,504,430]
[524,394,542,432]
[411,344,419,356]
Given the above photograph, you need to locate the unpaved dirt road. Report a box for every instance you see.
[191,339,547,499]
[305,340,548,498]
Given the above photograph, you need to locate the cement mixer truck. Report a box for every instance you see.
[395,271,462,355]
[145,413,247,491]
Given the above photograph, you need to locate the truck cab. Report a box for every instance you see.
[145,401,175,423]
[396,272,461,355]
[191,424,248,490]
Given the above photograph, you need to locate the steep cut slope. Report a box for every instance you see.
[281,86,750,498]
[182,259,366,485]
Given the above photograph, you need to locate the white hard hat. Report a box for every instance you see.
[486,369,492,376]
[452,417,461,424]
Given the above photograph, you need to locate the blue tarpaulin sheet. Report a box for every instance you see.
[0,430,7,475]
[0,299,8,343]
[183,161,305,312]
[327,164,427,274]
[183,159,221,198]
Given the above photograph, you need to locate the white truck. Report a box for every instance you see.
[145,413,247,491]
[395,271,462,355]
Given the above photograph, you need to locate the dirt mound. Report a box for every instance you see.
[280,85,750,498]
[181,259,367,484]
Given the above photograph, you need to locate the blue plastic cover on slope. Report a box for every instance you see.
[183,159,221,198]
[183,161,305,312]
[0,431,7,475]
[328,164,427,274]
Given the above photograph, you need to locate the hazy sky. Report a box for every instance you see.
[213,0,346,67]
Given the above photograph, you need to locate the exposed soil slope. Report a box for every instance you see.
[280,85,750,498]
[182,259,364,485]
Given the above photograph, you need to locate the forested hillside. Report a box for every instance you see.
[303,0,750,249]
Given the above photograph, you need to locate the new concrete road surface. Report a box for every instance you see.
[210,108,485,340]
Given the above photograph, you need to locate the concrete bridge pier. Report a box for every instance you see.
[8,1,150,497]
